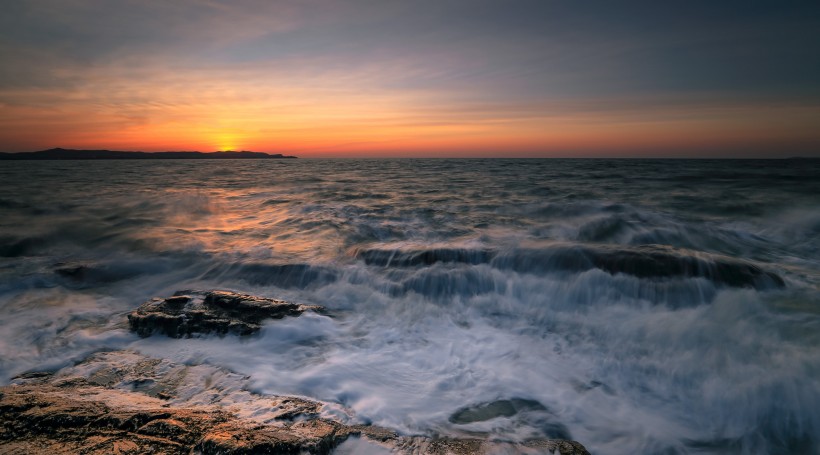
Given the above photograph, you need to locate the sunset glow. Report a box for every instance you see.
[2,3,820,452]
[1,1,819,157]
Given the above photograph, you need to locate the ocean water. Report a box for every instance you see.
[0,158,818,454]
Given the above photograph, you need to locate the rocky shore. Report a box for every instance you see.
[1,290,590,454]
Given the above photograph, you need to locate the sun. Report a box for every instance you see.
[217,141,238,152]
[215,132,243,152]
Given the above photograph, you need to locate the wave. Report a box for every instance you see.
[356,243,784,290]
[202,262,338,288]
[356,247,495,267]
[1,158,818,455]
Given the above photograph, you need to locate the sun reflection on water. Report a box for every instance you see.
[133,188,344,263]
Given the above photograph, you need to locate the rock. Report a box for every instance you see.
[449,398,547,424]
[53,261,136,285]
[357,248,496,267]
[493,243,785,290]
[127,290,324,337]
[11,371,53,381]
[1,351,590,454]
[0,384,341,454]
[269,396,323,420]
[397,436,590,455]
[356,244,785,290]
[53,262,91,280]
[448,398,572,441]
[0,352,384,455]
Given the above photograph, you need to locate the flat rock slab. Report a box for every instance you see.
[0,384,356,455]
[2,352,590,455]
[128,289,324,337]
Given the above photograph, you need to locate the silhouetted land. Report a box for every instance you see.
[0,148,297,159]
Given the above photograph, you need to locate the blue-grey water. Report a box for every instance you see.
[1,159,818,454]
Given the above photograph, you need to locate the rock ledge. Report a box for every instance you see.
[1,352,590,455]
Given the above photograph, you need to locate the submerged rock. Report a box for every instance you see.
[128,290,324,337]
[1,352,590,455]
[53,261,137,286]
[493,243,785,289]
[356,243,785,290]
[449,398,572,441]
[357,247,496,267]
[449,398,547,424]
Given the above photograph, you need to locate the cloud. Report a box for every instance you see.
[1,0,819,155]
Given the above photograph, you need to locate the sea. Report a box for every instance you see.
[0,158,818,454]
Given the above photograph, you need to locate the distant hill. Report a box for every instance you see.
[0,148,297,160]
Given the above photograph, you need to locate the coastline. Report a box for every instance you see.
[0,148,297,160]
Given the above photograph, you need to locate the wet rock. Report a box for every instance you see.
[0,384,338,454]
[449,398,573,441]
[53,261,136,285]
[428,437,485,454]
[1,352,590,455]
[357,248,496,267]
[53,262,90,280]
[494,243,785,289]
[399,436,589,455]
[584,244,785,288]
[127,290,324,337]
[270,396,323,420]
[449,398,547,424]
[523,439,592,455]
[11,371,53,381]
[1,365,376,455]
[357,244,785,290]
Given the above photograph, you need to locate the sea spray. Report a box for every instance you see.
[1,158,818,454]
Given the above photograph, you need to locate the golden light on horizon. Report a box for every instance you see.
[218,144,239,152]
[0,2,819,157]
[215,131,244,153]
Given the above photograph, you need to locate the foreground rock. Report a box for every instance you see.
[128,290,324,337]
[0,384,392,454]
[1,352,590,455]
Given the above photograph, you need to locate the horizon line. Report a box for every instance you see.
[2,147,817,160]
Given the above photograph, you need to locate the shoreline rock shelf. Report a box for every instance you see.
[0,382,387,454]
[2,290,591,454]
[1,351,590,455]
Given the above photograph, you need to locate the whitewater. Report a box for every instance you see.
[1,158,818,454]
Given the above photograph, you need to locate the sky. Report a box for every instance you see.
[1,0,819,158]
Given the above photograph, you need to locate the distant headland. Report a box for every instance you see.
[0,148,297,160]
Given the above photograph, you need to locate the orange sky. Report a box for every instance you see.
[2,1,819,157]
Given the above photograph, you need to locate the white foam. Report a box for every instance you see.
[333,436,394,455]
[2,160,819,454]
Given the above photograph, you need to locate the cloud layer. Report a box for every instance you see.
[2,0,819,156]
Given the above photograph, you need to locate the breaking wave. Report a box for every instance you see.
[1,158,819,454]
